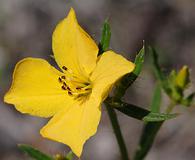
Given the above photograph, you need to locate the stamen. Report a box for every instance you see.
[66,79,87,87]
[80,85,92,90]
[67,86,71,91]
[68,91,73,96]
[58,67,92,100]
[62,66,68,71]
[63,82,67,86]
[61,76,66,79]
[62,66,89,83]
[58,77,62,83]
[71,89,92,95]
[61,86,66,90]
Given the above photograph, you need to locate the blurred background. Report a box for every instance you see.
[0,0,195,160]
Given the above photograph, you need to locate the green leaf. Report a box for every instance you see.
[18,144,53,160]
[105,98,150,120]
[150,83,161,113]
[149,47,173,97]
[133,45,145,76]
[98,19,111,55]
[143,112,178,122]
[150,47,165,81]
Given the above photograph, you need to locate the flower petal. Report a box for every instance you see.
[40,96,101,157]
[90,50,135,101]
[53,8,98,77]
[4,58,74,118]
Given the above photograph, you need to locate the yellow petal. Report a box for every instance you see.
[4,58,74,118]
[53,8,98,77]
[40,96,101,157]
[90,50,135,101]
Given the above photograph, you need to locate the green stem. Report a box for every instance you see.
[105,103,129,160]
[133,101,176,160]
[133,122,162,160]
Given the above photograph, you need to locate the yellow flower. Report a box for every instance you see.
[4,8,135,157]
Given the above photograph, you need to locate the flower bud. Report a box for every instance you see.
[176,66,190,89]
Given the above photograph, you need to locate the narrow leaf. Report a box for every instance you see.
[105,98,149,120]
[143,112,178,122]
[98,20,111,55]
[149,46,172,96]
[150,83,161,113]
[150,47,165,81]
[133,45,145,76]
[18,144,53,160]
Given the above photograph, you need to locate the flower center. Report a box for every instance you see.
[58,66,92,101]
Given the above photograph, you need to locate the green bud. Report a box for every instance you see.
[175,66,190,89]
[54,151,73,160]
[54,154,63,160]
[168,70,177,83]
[166,70,182,102]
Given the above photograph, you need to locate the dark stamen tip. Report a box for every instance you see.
[62,66,68,71]
[61,86,66,90]
[68,91,73,96]
[67,86,71,91]
[58,77,62,82]
[61,76,66,79]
